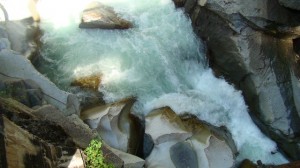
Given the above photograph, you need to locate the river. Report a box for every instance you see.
[37,0,287,165]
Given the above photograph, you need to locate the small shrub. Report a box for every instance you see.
[84,139,114,168]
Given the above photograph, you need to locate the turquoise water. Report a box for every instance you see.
[37,0,288,165]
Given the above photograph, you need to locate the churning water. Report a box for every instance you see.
[37,0,288,165]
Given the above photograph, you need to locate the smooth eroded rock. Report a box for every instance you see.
[170,141,198,168]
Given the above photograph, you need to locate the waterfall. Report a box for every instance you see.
[37,0,288,164]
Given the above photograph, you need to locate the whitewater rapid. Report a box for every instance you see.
[37,0,288,164]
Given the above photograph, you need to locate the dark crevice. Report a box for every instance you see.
[0,114,7,168]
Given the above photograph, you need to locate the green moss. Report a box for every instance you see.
[84,139,114,168]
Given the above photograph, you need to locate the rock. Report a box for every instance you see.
[2,19,39,61]
[238,159,257,168]
[71,74,102,91]
[33,105,96,148]
[0,76,44,108]
[105,144,145,168]
[81,98,144,156]
[145,107,234,168]
[101,144,124,168]
[0,3,8,21]
[0,98,85,168]
[70,86,106,111]
[178,0,300,160]
[0,49,80,115]
[239,159,300,168]
[172,0,187,8]
[0,38,10,51]
[275,161,300,168]
[79,1,133,29]
[170,141,198,168]
[143,133,154,159]
[278,0,300,11]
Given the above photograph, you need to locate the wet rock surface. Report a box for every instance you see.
[79,1,133,29]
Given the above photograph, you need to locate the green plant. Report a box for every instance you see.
[84,139,114,168]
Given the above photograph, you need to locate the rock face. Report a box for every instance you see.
[79,1,133,29]
[81,98,144,156]
[278,0,300,11]
[0,49,80,115]
[175,0,300,160]
[0,20,79,116]
[0,97,85,168]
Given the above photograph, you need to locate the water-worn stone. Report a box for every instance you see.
[81,98,144,156]
[71,74,102,91]
[145,107,234,168]
[170,141,198,168]
[0,49,80,115]
[177,0,300,160]
[79,1,132,29]
[3,19,39,61]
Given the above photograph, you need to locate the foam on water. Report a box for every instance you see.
[38,0,288,164]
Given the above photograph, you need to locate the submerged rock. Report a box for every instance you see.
[79,1,133,29]
[71,74,102,91]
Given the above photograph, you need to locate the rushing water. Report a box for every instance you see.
[37,0,288,165]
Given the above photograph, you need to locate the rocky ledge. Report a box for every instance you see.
[174,0,300,161]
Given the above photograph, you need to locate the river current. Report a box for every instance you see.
[37,0,288,165]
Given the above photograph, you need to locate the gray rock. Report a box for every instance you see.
[3,19,39,60]
[33,105,96,148]
[0,49,80,115]
[170,141,198,168]
[0,38,10,51]
[82,98,144,156]
[0,77,43,108]
[143,134,154,159]
[278,0,300,11]
[178,0,300,160]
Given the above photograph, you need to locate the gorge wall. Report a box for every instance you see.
[174,0,300,160]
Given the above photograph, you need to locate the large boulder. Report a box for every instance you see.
[79,1,133,29]
[176,0,300,160]
[81,98,144,157]
[145,107,235,168]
